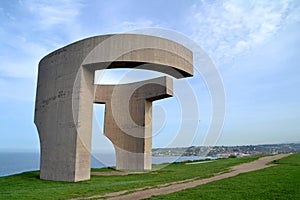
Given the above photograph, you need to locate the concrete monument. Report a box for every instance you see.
[34,34,193,182]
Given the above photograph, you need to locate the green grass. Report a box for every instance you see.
[0,156,259,200]
[147,153,300,200]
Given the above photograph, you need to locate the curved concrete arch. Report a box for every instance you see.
[34,34,193,182]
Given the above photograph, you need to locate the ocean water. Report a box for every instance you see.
[0,152,40,177]
[0,152,202,177]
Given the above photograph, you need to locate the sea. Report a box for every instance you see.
[0,152,205,177]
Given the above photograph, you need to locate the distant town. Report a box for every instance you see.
[152,143,300,158]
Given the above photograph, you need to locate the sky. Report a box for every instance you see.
[0,0,300,153]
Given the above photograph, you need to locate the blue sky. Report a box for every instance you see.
[0,0,300,152]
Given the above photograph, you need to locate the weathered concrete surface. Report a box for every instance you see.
[34,34,193,182]
[95,76,173,170]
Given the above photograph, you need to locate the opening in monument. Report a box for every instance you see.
[94,68,167,85]
[91,103,116,168]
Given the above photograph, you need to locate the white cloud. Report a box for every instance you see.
[120,19,156,31]
[0,77,36,102]
[0,1,85,79]
[0,60,38,79]
[19,0,87,41]
[21,0,83,30]
[105,19,161,34]
[188,0,300,65]
[0,34,50,78]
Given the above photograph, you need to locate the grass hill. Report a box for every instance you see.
[0,153,299,199]
[147,153,300,199]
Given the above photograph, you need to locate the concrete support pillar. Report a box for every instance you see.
[94,77,173,170]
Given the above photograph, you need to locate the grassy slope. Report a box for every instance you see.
[0,156,259,200]
[148,153,300,200]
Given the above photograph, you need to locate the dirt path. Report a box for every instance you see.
[74,154,290,200]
